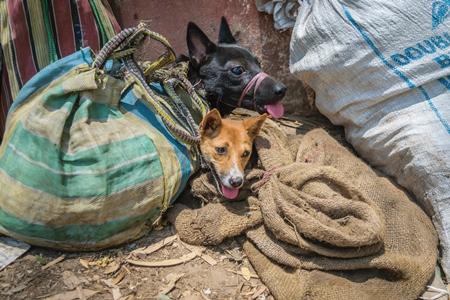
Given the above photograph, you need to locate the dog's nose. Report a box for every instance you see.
[229,176,243,188]
[272,84,287,97]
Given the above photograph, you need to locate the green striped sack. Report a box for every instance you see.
[0,24,207,251]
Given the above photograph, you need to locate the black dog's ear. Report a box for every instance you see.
[187,22,218,69]
[218,16,237,44]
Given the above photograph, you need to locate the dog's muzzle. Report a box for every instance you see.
[237,72,268,107]
[238,72,285,119]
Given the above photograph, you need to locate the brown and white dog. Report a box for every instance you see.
[199,109,267,199]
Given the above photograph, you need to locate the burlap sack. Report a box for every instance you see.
[168,120,438,299]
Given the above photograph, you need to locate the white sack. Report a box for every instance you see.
[290,0,450,273]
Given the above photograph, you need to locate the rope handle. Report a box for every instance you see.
[93,23,205,145]
[93,22,176,72]
[124,57,204,145]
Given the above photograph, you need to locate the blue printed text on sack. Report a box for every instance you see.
[390,32,450,69]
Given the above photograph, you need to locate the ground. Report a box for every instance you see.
[0,223,271,300]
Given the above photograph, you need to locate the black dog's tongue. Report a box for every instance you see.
[265,102,284,119]
[239,72,284,119]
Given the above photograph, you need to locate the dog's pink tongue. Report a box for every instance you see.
[221,184,239,199]
[266,102,284,119]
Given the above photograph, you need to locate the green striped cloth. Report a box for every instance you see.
[0,44,201,251]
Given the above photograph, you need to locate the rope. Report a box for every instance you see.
[125,58,203,145]
[251,167,277,193]
[93,23,206,145]
[93,26,138,69]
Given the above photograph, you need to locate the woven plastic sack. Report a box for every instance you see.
[290,0,450,274]
[0,23,207,251]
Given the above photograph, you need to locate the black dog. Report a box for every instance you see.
[183,17,286,118]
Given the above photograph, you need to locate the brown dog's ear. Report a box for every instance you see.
[218,16,237,44]
[244,114,267,140]
[199,109,223,137]
[187,22,218,69]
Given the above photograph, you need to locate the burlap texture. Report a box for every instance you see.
[167,119,438,299]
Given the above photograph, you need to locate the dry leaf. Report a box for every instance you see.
[227,269,260,279]
[154,225,164,230]
[129,235,177,257]
[251,285,267,299]
[127,252,197,267]
[101,279,118,288]
[104,261,120,275]
[101,256,109,267]
[88,256,110,267]
[76,286,86,300]
[241,291,254,297]
[111,269,126,285]
[199,254,217,266]
[44,289,98,300]
[180,241,217,266]
[101,279,121,300]
[79,259,89,269]
[241,267,251,281]
[159,272,185,295]
[62,271,81,290]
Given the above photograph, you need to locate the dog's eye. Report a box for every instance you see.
[231,66,244,75]
[242,150,250,158]
[216,147,227,155]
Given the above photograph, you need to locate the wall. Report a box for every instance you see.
[110,0,316,116]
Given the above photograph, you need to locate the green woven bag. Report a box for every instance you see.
[0,23,208,251]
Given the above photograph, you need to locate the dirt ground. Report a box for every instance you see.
[0,223,272,300]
